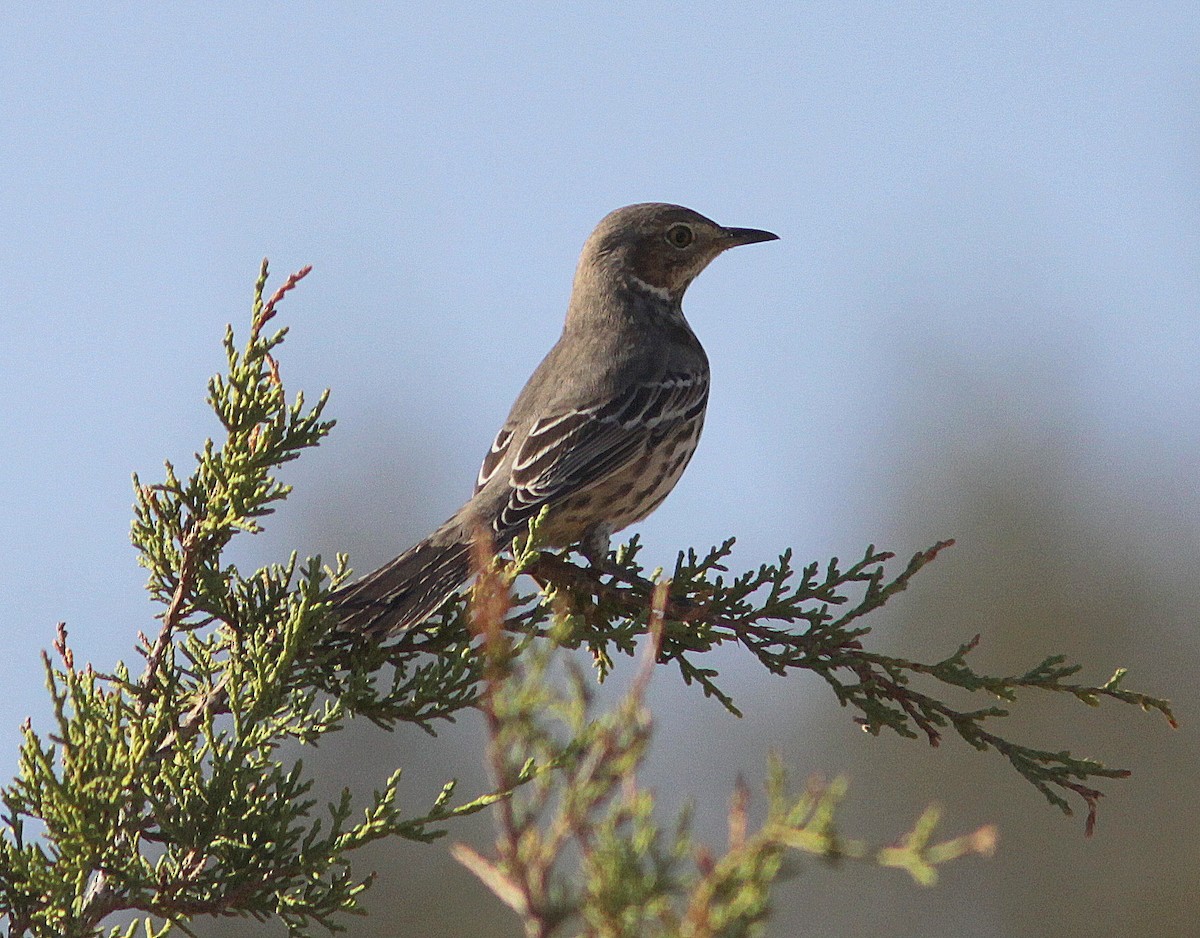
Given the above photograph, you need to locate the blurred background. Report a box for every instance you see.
[2,5,1197,936]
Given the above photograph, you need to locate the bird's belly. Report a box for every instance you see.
[543,415,705,543]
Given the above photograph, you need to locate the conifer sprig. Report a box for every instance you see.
[454,583,998,938]
[0,263,495,938]
[510,536,1174,833]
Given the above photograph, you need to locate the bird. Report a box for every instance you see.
[334,202,778,636]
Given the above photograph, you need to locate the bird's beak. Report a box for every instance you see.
[720,226,780,248]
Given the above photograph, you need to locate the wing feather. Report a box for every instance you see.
[491,371,708,535]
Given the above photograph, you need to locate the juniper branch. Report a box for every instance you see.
[502,532,1175,833]
[0,262,497,938]
[455,579,997,938]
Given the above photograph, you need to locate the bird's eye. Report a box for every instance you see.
[665,224,695,249]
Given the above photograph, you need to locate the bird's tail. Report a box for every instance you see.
[333,524,475,637]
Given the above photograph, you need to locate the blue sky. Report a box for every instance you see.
[1,6,1197,934]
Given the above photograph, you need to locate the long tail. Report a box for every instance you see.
[333,524,474,637]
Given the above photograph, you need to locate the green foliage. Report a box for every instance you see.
[0,262,1175,936]
[453,578,997,938]
[513,536,1175,835]
[0,264,497,938]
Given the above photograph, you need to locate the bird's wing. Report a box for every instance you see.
[482,370,708,536]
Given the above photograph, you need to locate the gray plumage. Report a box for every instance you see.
[334,203,777,635]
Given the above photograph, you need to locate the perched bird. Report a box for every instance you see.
[335,203,778,635]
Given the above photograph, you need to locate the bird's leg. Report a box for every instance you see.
[578,523,619,576]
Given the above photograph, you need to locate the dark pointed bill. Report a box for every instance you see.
[720,226,780,248]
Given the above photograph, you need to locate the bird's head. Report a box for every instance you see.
[576,202,778,304]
